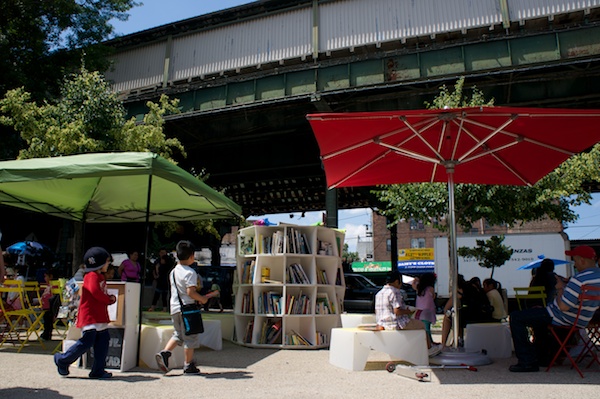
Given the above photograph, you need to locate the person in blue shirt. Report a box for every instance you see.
[509,245,600,372]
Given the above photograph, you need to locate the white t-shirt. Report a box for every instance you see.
[169,264,199,315]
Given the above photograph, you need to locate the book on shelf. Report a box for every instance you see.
[244,320,254,343]
[286,262,310,284]
[258,291,284,314]
[238,235,255,255]
[265,319,282,344]
[315,331,328,345]
[241,291,254,313]
[316,269,328,284]
[271,230,285,254]
[357,323,381,331]
[315,292,333,314]
[288,329,312,346]
[260,319,282,344]
[241,260,256,284]
[262,278,283,284]
[286,292,311,314]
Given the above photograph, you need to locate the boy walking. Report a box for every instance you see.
[53,247,117,379]
[155,240,216,375]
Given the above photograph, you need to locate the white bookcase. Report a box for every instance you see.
[234,223,345,349]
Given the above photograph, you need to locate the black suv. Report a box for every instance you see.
[343,273,415,313]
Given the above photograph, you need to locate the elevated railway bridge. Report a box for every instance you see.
[105,0,600,219]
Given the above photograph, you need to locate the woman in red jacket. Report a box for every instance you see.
[53,247,117,379]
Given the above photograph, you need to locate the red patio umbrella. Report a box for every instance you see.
[307,106,600,348]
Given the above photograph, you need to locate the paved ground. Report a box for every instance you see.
[1,331,600,399]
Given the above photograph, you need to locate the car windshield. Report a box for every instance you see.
[348,274,378,288]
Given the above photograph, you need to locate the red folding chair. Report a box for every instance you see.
[546,285,600,378]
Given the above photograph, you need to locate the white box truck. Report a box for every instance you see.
[434,233,571,299]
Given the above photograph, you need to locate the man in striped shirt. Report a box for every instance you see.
[509,245,600,372]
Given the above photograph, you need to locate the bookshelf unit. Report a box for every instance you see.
[234,224,344,349]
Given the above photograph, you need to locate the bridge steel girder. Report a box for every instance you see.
[125,24,600,119]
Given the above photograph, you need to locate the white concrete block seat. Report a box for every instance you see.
[329,327,428,371]
[464,322,512,358]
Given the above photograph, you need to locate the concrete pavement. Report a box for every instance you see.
[1,336,600,399]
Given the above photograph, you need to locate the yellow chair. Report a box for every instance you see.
[514,286,547,310]
[23,281,43,310]
[0,285,46,352]
[50,279,69,341]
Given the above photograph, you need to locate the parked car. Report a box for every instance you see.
[343,273,380,313]
[343,273,416,313]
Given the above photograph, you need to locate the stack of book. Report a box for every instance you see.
[286,227,311,254]
[240,291,254,313]
[244,320,254,343]
[260,319,282,344]
[315,292,334,314]
[258,291,284,314]
[286,293,311,314]
[316,269,328,284]
[241,260,255,284]
[287,263,310,284]
[286,329,312,346]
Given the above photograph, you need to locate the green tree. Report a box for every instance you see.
[0,67,184,160]
[342,243,359,261]
[457,235,513,279]
[375,77,600,231]
[0,0,138,99]
[0,66,200,271]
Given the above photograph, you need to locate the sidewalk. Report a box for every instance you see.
[1,334,600,399]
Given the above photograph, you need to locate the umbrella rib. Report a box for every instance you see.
[455,114,518,162]
[321,119,430,161]
[329,150,394,188]
[399,116,445,162]
[462,118,575,156]
[376,141,442,164]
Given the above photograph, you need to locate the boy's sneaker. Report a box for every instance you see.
[54,353,70,376]
[89,371,113,379]
[428,344,442,358]
[155,350,171,373]
[183,362,200,375]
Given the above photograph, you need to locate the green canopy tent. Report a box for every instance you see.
[0,151,241,223]
[0,152,242,363]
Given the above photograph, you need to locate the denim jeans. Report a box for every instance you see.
[55,328,110,376]
[509,307,552,366]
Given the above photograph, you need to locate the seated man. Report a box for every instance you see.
[509,245,600,372]
[375,270,441,357]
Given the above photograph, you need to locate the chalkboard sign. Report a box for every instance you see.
[86,327,125,370]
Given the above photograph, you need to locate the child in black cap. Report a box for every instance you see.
[53,246,117,379]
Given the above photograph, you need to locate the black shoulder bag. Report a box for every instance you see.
[172,271,204,335]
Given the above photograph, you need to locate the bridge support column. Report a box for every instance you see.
[325,188,338,228]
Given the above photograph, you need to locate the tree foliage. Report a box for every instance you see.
[0,66,184,160]
[0,0,138,99]
[457,235,513,279]
[375,77,600,231]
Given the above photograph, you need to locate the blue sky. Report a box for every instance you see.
[110,0,600,250]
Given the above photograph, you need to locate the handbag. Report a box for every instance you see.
[172,272,204,335]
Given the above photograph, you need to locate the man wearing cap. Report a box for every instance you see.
[53,247,117,379]
[509,245,600,372]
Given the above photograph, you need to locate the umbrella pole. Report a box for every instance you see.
[447,167,460,349]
